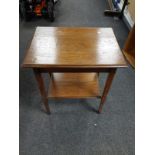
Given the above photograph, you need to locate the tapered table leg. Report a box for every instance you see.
[33,69,51,114]
[98,69,116,113]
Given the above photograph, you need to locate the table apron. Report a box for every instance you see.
[34,68,116,73]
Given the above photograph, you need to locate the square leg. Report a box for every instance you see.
[33,69,51,114]
[98,69,117,113]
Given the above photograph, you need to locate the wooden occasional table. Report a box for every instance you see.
[22,27,127,114]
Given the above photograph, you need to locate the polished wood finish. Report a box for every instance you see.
[22,27,127,114]
[123,25,135,68]
[22,27,127,68]
[98,69,116,113]
[123,50,135,68]
[48,73,100,98]
[33,69,51,114]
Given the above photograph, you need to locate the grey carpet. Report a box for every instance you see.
[19,0,135,154]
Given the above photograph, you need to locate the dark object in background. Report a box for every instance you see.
[19,0,57,22]
[104,0,129,18]
[112,0,120,11]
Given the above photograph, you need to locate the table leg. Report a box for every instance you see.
[49,72,52,77]
[98,69,116,113]
[33,69,51,114]
[49,72,54,82]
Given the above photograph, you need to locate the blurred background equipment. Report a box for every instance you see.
[19,0,57,22]
[104,0,129,18]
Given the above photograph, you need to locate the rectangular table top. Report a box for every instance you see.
[22,27,127,68]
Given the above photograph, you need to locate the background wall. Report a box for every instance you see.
[128,0,135,22]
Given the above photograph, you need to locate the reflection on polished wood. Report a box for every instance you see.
[22,27,127,68]
[48,73,100,98]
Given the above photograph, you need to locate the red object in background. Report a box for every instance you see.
[34,0,46,16]
[41,0,46,8]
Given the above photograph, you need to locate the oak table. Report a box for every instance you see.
[22,27,127,114]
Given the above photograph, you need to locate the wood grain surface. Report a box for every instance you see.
[48,73,100,98]
[22,27,127,68]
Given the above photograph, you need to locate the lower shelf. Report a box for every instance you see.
[48,73,100,98]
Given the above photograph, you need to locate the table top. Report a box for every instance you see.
[22,27,127,68]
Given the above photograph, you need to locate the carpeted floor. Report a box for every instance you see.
[19,0,135,154]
